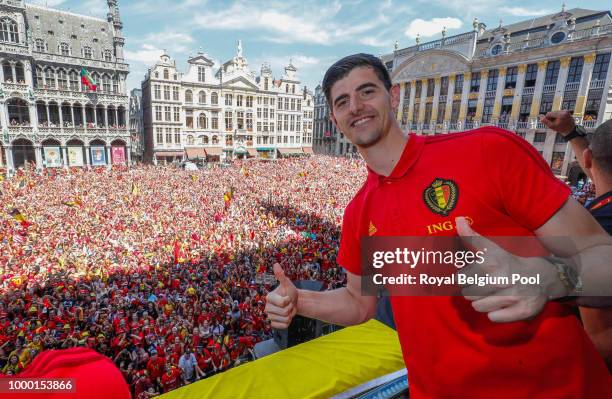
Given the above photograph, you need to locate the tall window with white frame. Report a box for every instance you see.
[592,53,611,81]
[35,39,46,52]
[0,18,18,43]
[59,43,70,56]
[198,66,205,83]
[83,46,93,59]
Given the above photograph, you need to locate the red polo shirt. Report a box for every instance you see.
[338,128,612,398]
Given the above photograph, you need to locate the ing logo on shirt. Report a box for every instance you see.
[423,178,459,216]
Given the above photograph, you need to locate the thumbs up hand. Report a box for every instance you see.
[455,217,568,323]
[265,263,299,329]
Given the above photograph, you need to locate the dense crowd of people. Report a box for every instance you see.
[0,157,365,397]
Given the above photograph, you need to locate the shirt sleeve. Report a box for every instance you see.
[482,129,571,231]
[337,202,362,275]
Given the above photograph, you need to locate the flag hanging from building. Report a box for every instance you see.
[80,67,98,91]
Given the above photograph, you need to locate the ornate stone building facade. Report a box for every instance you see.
[386,7,612,181]
[0,0,130,173]
[129,88,143,162]
[141,42,313,164]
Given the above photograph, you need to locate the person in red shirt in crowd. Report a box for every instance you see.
[145,349,165,385]
[195,345,212,378]
[160,363,182,393]
[265,53,612,398]
[209,343,223,374]
[133,369,153,399]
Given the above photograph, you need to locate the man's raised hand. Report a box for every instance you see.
[264,263,299,329]
[455,217,567,323]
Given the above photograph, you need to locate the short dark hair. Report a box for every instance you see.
[322,53,392,107]
[591,119,612,174]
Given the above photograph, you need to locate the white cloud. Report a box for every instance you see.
[195,5,332,45]
[191,0,392,46]
[415,0,500,16]
[499,7,553,17]
[404,17,463,38]
[291,55,320,66]
[71,0,108,18]
[359,37,392,48]
[124,44,165,64]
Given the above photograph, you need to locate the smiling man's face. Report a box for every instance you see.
[329,66,398,148]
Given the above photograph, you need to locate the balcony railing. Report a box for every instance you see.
[564,82,580,91]
[497,121,509,129]
[485,90,496,99]
[7,125,33,134]
[482,24,611,57]
[536,121,546,129]
[582,119,597,128]
[516,121,529,129]
[522,87,535,95]
[542,84,556,93]
[1,82,28,91]
[570,24,612,40]
[438,95,447,103]
[590,80,605,89]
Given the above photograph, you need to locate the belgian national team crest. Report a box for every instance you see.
[423,178,459,216]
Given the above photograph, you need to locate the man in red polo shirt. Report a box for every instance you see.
[265,53,612,398]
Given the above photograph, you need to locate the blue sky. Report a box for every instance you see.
[31,0,609,93]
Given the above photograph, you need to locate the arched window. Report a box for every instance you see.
[103,50,112,62]
[45,67,56,88]
[185,90,193,103]
[212,135,218,145]
[14,62,25,83]
[187,135,194,145]
[198,114,207,129]
[102,74,111,93]
[34,66,44,88]
[59,43,70,56]
[7,98,30,125]
[35,39,46,52]
[112,75,119,94]
[0,18,18,43]
[83,46,93,59]
[57,68,68,90]
[2,61,12,82]
[69,69,79,90]
[91,72,100,91]
[199,91,206,104]
[163,69,169,79]
[211,92,218,105]
[201,136,209,145]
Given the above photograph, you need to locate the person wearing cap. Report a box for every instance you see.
[145,348,165,385]
[178,346,199,384]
